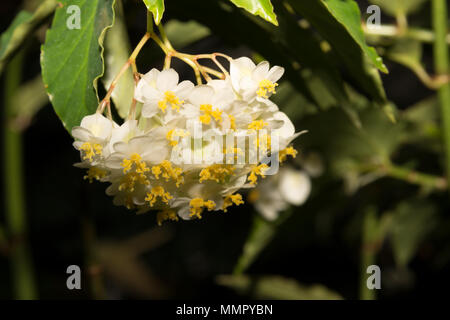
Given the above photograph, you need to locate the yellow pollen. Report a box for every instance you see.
[152,160,183,187]
[80,142,103,161]
[248,120,268,131]
[158,91,184,113]
[199,104,222,124]
[223,193,244,212]
[145,186,173,207]
[256,79,278,99]
[156,210,179,226]
[229,115,236,130]
[119,153,150,192]
[189,198,216,219]
[166,128,190,146]
[279,146,298,163]
[83,167,107,183]
[248,163,269,185]
[199,164,235,183]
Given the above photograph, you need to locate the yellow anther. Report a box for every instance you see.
[279,146,298,163]
[158,91,184,113]
[83,167,107,183]
[256,79,278,99]
[248,120,268,131]
[80,142,103,161]
[189,198,216,219]
[223,193,244,212]
[145,186,173,207]
[199,104,222,125]
[119,153,150,191]
[229,115,236,130]
[156,210,179,226]
[248,163,269,185]
[152,160,183,187]
[199,164,235,183]
[166,128,189,146]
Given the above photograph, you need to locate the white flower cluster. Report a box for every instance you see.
[72,57,302,225]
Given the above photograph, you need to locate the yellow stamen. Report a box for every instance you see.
[199,164,235,183]
[158,91,184,113]
[256,79,278,99]
[83,167,107,183]
[189,198,216,219]
[248,120,268,131]
[199,104,222,125]
[229,114,236,130]
[145,186,173,207]
[80,142,103,161]
[152,160,183,187]
[166,128,190,146]
[248,163,269,185]
[156,210,179,226]
[279,146,298,163]
[119,153,150,192]
[223,193,244,212]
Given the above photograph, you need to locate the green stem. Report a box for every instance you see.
[359,208,377,300]
[82,216,105,299]
[383,164,447,191]
[3,51,37,299]
[364,24,450,44]
[432,0,450,191]
[0,0,58,74]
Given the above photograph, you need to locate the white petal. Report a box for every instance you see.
[279,169,311,205]
[141,99,160,118]
[156,69,179,92]
[273,111,295,139]
[72,126,92,141]
[175,80,195,98]
[267,66,284,82]
[188,85,215,106]
[252,61,270,81]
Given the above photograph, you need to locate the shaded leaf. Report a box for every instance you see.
[165,20,211,49]
[0,0,58,74]
[143,0,165,25]
[41,0,115,132]
[369,0,429,17]
[103,0,134,118]
[228,0,278,25]
[289,0,388,103]
[217,274,343,300]
[389,201,437,267]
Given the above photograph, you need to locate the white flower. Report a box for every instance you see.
[72,113,115,163]
[230,57,284,102]
[72,57,303,226]
[135,68,194,118]
[251,167,311,221]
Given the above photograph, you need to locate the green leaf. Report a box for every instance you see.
[41,0,115,132]
[216,274,343,300]
[164,20,210,49]
[12,75,49,130]
[227,0,278,26]
[103,0,134,119]
[389,201,437,267]
[289,0,388,103]
[369,0,429,17]
[0,0,59,74]
[0,11,32,58]
[143,0,165,25]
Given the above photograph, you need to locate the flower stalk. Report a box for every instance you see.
[432,0,450,193]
